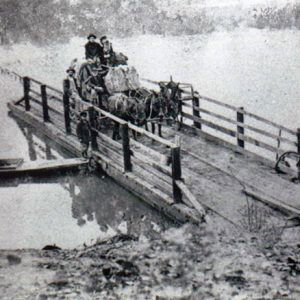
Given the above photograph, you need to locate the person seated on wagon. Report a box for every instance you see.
[99,36,114,66]
[85,33,101,62]
[86,66,109,109]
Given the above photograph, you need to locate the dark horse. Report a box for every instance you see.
[159,80,183,128]
[130,81,183,137]
[107,93,146,140]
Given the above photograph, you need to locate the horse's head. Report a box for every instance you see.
[158,80,182,121]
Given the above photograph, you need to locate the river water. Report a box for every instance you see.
[0,28,299,248]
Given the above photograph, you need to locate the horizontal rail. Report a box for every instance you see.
[192,94,296,136]
[29,95,64,117]
[28,77,63,95]
[181,112,236,137]
[242,109,297,136]
[182,102,297,147]
[182,111,292,155]
[131,148,172,177]
[128,123,175,148]
[130,138,170,165]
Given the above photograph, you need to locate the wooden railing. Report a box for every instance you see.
[180,91,299,161]
[18,76,186,205]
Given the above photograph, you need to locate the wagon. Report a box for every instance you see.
[69,59,187,139]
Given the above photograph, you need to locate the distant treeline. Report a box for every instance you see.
[0,0,300,45]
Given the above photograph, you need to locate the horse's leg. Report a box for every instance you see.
[145,122,149,132]
[131,120,137,140]
[158,123,162,137]
[158,115,163,137]
[151,123,155,134]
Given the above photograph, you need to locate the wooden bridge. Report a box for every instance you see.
[4,69,300,225]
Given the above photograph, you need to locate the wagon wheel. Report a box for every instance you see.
[275,151,300,181]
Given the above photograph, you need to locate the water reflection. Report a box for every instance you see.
[0,116,173,249]
[66,174,170,236]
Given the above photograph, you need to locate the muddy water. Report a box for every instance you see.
[0,118,172,250]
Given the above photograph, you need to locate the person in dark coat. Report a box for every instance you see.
[85,34,101,61]
[99,36,115,66]
[86,66,109,109]
[76,111,91,158]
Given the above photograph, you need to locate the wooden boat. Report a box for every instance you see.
[0,158,88,177]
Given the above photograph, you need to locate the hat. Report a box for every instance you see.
[87,33,97,39]
[66,67,75,73]
[100,35,107,42]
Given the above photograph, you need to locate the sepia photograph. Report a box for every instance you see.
[0,0,300,299]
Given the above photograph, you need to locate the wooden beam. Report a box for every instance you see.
[88,106,98,151]
[236,132,279,154]
[121,123,132,172]
[23,76,31,111]
[63,79,71,134]
[175,180,205,218]
[192,96,201,129]
[237,107,245,148]
[181,112,236,137]
[131,163,173,197]
[130,138,169,165]
[128,123,175,148]
[171,146,182,203]
[41,85,50,122]
[244,188,300,218]
[130,148,172,177]
[297,128,300,179]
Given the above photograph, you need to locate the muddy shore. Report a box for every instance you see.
[1,213,300,300]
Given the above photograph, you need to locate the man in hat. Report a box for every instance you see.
[76,111,91,158]
[66,67,80,97]
[99,35,115,66]
[86,65,109,108]
[66,67,85,120]
[85,34,101,61]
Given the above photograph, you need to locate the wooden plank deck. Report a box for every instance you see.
[159,125,300,223]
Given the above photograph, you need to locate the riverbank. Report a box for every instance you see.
[1,217,300,299]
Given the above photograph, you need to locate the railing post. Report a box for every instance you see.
[171,136,182,203]
[41,84,50,122]
[63,79,71,134]
[237,106,245,148]
[23,76,30,111]
[121,123,132,172]
[193,96,201,129]
[297,128,300,180]
[88,106,98,151]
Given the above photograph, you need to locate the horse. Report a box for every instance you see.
[107,93,146,140]
[123,88,165,137]
[159,80,183,130]
[142,90,167,137]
